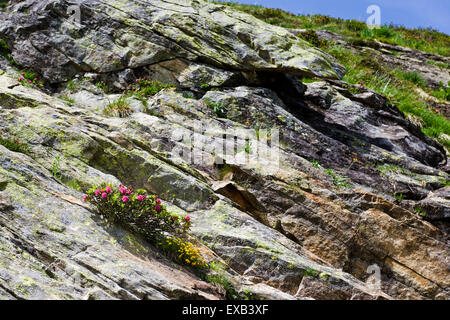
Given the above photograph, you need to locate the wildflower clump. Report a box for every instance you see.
[159,236,207,268]
[17,71,44,88]
[84,184,206,268]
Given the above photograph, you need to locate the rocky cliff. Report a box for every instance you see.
[0,0,448,300]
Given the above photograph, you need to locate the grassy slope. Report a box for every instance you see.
[210,1,450,151]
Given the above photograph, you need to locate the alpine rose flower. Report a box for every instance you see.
[94,189,101,196]
[156,199,161,204]
[101,192,107,199]
[185,216,191,222]
[83,194,87,202]
[155,205,161,212]
[137,195,144,202]
[119,186,127,194]
[105,186,112,193]
[122,196,129,203]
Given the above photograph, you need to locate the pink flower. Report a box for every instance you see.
[185,216,191,222]
[119,186,127,194]
[171,216,176,222]
[105,186,112,193]
[94,189,101,196]
[122,196,129,203]
[101,192,107,199]
[137,195,144,202]
[156,198,161,204]
[21,72,24,76]
[83,194,87,202]
[126,189,132,195]
[155,205,161,212]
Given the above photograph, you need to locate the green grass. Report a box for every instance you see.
[393,71,427,88]
[209,1,450,56]
[203,98,227,118]
[0,138,31,155]
[311,159,320,168]
[59,94,75,106]
[325,45,450,149]
[394,193,404,201]
[203,2,450,149]
[324,168,350,188]
[95,81,111,93]
[128,79,175,106]
[103,96,132,118]
[427,60,450,70]
[52,156,62,180]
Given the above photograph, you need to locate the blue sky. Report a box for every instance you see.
[229,0,450,34]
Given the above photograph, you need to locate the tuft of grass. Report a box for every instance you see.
[103,96,132,118]
[244,141,251,154]
[95,81,111,93]
[414,206,427,217]
[59,94,75,106]
[394,193,404,201]
[0,138,31,155]
[52,156,62,180]
[393,70,427,88]
[205,274,240,300]
[128,79,175,106]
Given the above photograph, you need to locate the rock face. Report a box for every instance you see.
[0,0,449,300]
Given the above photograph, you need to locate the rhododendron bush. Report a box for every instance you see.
[84,184,206,268]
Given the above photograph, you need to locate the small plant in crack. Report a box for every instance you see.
[394,193,404,201]
[103,96,132,118]
[311,159,320,169]
[324,168,350,188]
[414,206,427,217]
[52,156,62,181]
[203,98,227,118]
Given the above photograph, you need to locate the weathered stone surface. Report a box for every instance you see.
[0,0,343,83]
